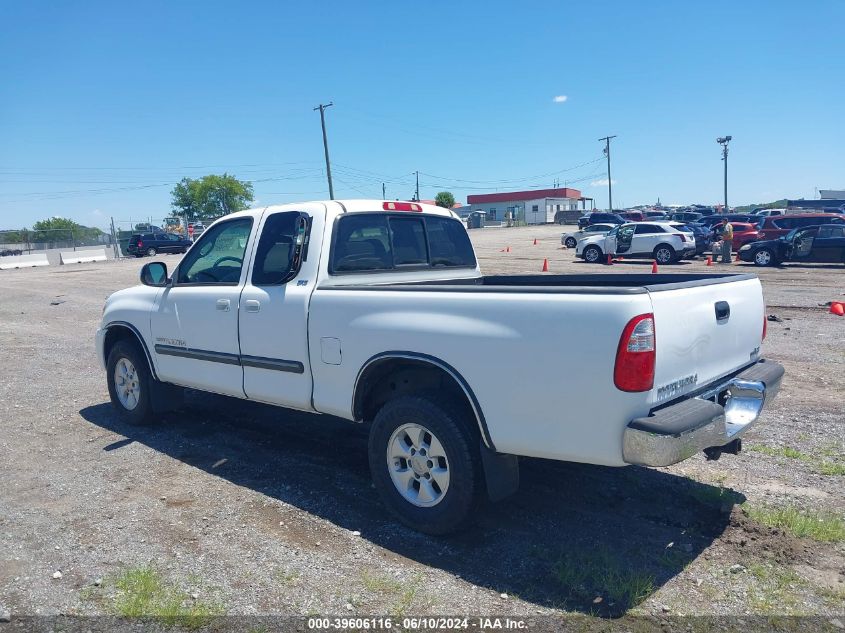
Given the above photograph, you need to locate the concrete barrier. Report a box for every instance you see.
[59,248,107,265]
[0,253,50,270]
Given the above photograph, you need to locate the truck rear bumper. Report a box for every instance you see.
[622,359,785,467]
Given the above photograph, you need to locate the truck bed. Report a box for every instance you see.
[320,272,758,293]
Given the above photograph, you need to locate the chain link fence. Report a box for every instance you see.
[1,214,223,264]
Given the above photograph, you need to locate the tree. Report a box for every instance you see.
[170,173,254,220]
[435,191,456,209]
[31,217,101,243]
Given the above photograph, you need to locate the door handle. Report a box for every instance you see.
[244,299,260,313]
[216,299,231,312]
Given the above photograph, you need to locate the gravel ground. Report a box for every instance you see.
[0,224,843,625]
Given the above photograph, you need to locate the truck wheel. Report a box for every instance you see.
[369,395,482,535]
[146,247,157,257]
[564,236,577,248]
[654,245,676,264]
[106,340,154,425]
[583,245,602,263]
[753,248,775,267]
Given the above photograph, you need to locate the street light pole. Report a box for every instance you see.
[717,135,732,212]
[314,102,335,199]
[598,135,616,211]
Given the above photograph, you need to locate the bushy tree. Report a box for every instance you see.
[435,191,456,209]
[171,173,254,220]
[31,217,101,243]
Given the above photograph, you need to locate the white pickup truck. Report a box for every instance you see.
[97,200,784,534]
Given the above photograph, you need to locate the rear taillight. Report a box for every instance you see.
[614,314,656,392]
[384,201,422,212]
[678,233,687,242]
[762,314,767,341]
[137,240,143,247]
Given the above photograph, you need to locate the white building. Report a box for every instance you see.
[466,187,589,225]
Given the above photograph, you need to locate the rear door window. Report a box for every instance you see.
[330,213,476,274]
[389,217,428,266]
[425,215,476,267]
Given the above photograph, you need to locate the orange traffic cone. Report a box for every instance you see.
[541,258,549,272]
[651,260,659,274]
[706,256,713,266]
[533,238,538,245]
[606,254,614,265]
[830,302,845,316]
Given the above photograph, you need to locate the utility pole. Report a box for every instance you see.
[382,183,386,200]
[598,135,616,211]
[414,171,420,201]
[314,102,335,199]
[717,136,732,212]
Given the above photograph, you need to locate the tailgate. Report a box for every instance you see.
[647,276,764,407]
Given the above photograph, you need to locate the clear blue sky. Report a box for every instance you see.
[2,0,843,229]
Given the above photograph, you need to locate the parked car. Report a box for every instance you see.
[561,223,616,248]
[666,211,704,223]
[739,224,845,267]
[676,223,713,256]
[96,199,782,534]
[1,249,23,257]
[726,222,762,249]
[576,221,696,264]
[698,214,758,229]
[752,208,786,217]
[755,213,845,241]
[643,211,668,220]
[619,211,644,222]
[126,232,194,257]
[577,212,626,229]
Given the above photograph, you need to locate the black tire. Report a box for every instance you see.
[368,395,483,535]
[564,236,578,248]
[653,244,676,265]
[106,340,155,425]
[753,248,776,267]
[146,247,157,257]
[583,245,603,263]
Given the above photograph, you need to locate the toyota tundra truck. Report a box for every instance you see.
[96,200,784,534]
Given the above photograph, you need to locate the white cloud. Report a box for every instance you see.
[552,95,568,103]
[590,178,616,187]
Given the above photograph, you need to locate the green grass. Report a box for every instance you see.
[748,445,809,461]
[816,461,845,476]
[109,565,223,628]
[361,570,403,594]
[553,549,654,613]
[745,505,845,542]
[749,444,845,476]
[275,568,300,585]
[361,570,424,617]
[747,563,804,614]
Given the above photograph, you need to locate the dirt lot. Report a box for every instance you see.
[0,223,843,626]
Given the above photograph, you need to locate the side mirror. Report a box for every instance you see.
[140,261,169,287]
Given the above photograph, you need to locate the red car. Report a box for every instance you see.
[756,213,845,241]
[729,222,761,248]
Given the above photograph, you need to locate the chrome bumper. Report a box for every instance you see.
[622,359,785,467]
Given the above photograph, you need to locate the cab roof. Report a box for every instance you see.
[225,199,459,221]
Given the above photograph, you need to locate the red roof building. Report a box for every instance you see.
[467,187,581,204]
[467,187,589,225]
